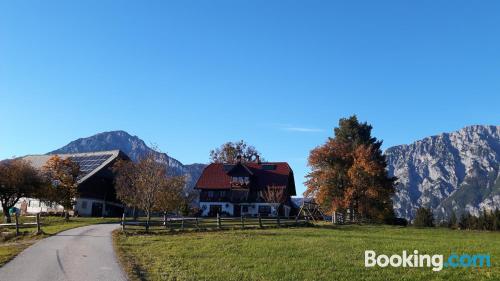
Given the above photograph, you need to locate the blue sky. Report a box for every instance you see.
[1,1,499,195]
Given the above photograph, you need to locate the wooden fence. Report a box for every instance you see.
[0,213,42,236]
[121,214,310,232]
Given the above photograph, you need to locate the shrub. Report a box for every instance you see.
[413,207,434,227]
[447,211,457,229]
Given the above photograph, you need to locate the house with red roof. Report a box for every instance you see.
[194,157,296,217]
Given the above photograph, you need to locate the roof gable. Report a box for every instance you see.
[195,162,296,195]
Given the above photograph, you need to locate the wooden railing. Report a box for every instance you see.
[121,214,310,232]
[0,213,42,236]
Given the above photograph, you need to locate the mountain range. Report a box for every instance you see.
[48,125,500,221]
[386,125,500,221]
[50,130,206,189]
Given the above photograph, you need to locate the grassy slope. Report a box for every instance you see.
[114,225,500,281]
[0,217,119,266]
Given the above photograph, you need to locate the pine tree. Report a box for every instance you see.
[448,211,457,229]
[414,207,434,227]
[459,213,470,230]
[494,209,500,231]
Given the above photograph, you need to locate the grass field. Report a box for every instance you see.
[0,216,119,266]
[114,224,500,281]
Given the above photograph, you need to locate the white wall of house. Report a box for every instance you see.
[15,198,64,214]
[199,202,291,217]
[15,197,123,217]
[199,202,234,216]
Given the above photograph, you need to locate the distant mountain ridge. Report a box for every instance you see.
[386,125,500,221]
[49,126,500,221]
[50,130,206,189]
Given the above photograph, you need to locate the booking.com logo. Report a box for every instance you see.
[365,250,491,272]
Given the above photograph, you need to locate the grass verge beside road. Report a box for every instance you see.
[114,224,500,281]
[0,216,119,266]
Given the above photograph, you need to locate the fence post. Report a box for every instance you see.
[36,213,42,234]
[163,213,167,229]
[121,213,126,232]
[181,218,185,231]
[277,216,281,227]
[258,214,262,228]
[196,218,199,230]
[15,213,19,236]
[240,215,244,229]
[217,213,221,229]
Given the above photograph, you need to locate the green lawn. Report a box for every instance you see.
[114,225,500,281]
[0,216,119,266]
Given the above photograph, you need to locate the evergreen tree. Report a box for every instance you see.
[459,213,469,230]
[448,211,457,229]
[494,209,500,231]
[414,207,434,227]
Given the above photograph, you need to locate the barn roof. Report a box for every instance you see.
[194,162,296,196]
[22,150,126,184]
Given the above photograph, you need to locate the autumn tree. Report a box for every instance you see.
[262,185,287,204]
[112,159,139,217]
[41,155,80,221]
[210,140,264,163]
[305,115,396,222]
[154,175,187,215]
[0,159,45,223]
[261,185,288,216]
[113,151,186,231]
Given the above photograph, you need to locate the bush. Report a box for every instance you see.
[413,207,434,227]
[459,209,499,231]
[386,217,408,226]
[447,211,457,229]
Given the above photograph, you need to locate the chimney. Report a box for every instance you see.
[236,155,242,163]
[255,155,261,164]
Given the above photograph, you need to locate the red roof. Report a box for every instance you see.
[195,162,296,196]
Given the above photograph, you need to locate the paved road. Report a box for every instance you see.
[0,224,127,281]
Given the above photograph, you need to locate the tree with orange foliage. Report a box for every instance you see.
[41,155,80,221]
[305,116,396,222]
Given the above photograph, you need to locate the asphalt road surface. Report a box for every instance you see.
[0,224,127,281]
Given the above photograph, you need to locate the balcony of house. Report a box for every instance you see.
[199,190,231,202]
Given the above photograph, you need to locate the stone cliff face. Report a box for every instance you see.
[386,125,500,220]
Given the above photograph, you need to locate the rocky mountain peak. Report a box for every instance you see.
[50,130,206,189]
[386,125,500,220]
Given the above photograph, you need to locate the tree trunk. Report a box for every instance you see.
[133,207,138,220]
[145,211,150,232]
[64,210,69,221]
[2,206,12,223]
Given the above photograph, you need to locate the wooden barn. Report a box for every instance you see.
[17,150,128,217]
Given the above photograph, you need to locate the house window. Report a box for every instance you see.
[220,191,226,197]
[242,206,248,212]
[81,200,88,209]
[207,191,214,198]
